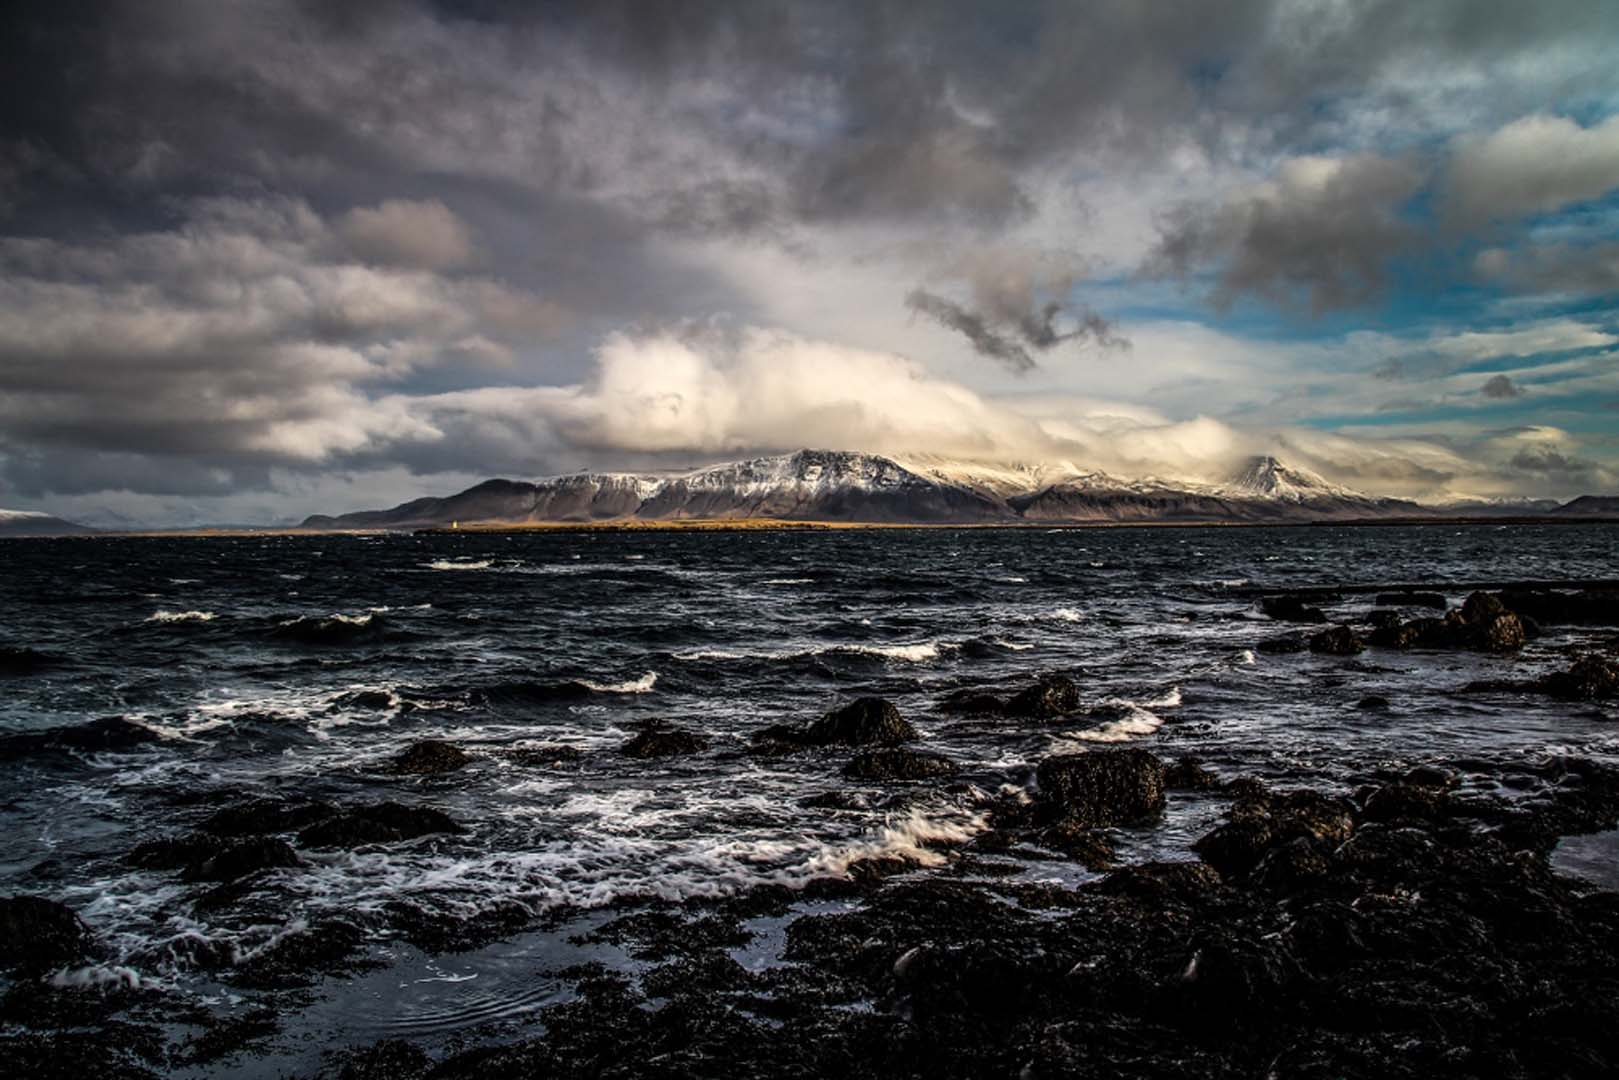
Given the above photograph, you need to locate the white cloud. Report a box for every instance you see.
[1446,113,1619,222]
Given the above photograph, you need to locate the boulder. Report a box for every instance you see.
[0,716,160,762]
[620,725,710,758]
[297,802,465,849]
[1355,695,1391,710]
[200,797,336,837]
[1474,612,1527,652]
[1004,674,1081,720]
[1309,625,1364,655]
[1163,756,1223,791]
[1035,820,1115,869]
[1461,591,1507,624]
[387,739,474,775]
[843,747,958,782]
[0,895,91,972]
[795,697,917,747]
[180,838,303,883]
[1035,749,1166,828]
[1256,634,1307,655]
[1539,655,1619,701]
[1194,789,1354,880]
[1259,594,1328,623]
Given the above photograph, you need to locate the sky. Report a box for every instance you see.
[2,0,1618,525]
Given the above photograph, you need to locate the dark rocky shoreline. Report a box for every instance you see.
[3,583,1618,1077]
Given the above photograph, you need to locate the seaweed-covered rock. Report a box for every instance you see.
[759,697,917,750]
[179,838,302,884]
[387,739,474,775]
[1309,625,1364,655]
[0,896,92,973]
[1163,756,1223,791]
[1260,594,1328,623]
[1538,655,1619,701]
[0,716,159,762]
[1035,749,1166,827]
[199,797,336,837]
[843,747,958,782]
[1005,675,1081,720]
[620,725,709,758]
[297,803,465,849]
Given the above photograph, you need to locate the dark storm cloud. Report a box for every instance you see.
[3,0,1619,514]
[905,289,1126,373]
[1144,155,1427,313]
[1481,374,1523,400]
[906,290,1036,373]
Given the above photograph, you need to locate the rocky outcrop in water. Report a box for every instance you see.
[1035,748,1166,828]
[843,748,959,782]
[0,716,159,762]
[1004,674,1081,720]
[620,724,710,758]
[1309,625,1364,655]
[297,803,465,849]
[755,697,918,752]
[386,740,474,775]
[0,896,92,973]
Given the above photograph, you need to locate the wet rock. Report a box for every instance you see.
[1360,782,1451,825]
[1004,674,1081,720]
[1260,594,1329,623]
[1375,592,1446,610]
[619,724,710,758]
[332,689,394,711]
[229,918,371,989]
[1309,625,1364,655]
[1256,633,1307,654]
[126,833,225,871]
[1475,612,1527,652]
[200,796,335,837]
[0,896,91,973]
[937,687,1006,715]
[330,1039,432,1080]
[843,747,958,782]
[758,697,917,750]
[1495,587,1619,627]
[387,739,474,775]
[1034,821,1115,869]
[1367,609,1402,632]
[1355,695,1391,710]
[383,899,532,953]
[506,744,584,766]
[180,838,302,883]
[1035,748,1166,827]
[0,716,159,762]
[1194,788,1354,881]
[1249,836,1333,894]
[1538,655,1619,701]
[1461,590,1506,624]
[1163,756,1223,791]
[297,802,465,849]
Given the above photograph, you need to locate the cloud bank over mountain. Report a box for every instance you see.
[1,1,1616,524]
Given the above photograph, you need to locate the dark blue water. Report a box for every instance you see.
[2,524,1616,1071]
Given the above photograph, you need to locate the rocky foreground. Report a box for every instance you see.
[3,587,1619,1077]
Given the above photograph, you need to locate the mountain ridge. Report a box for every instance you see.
[297,449,1574,530]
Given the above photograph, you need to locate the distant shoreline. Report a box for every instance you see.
[5,513,1619,539]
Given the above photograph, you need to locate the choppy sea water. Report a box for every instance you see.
[2,524,1617,1073]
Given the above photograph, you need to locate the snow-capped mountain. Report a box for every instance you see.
[300,449,1433,528]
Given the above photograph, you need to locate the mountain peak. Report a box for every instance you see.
[1225,455,1352,501]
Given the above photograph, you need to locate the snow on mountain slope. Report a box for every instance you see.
[300,449,1443,528]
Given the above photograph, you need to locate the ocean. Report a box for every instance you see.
[2,523,1617,1075]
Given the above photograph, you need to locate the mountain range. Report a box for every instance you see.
[296,449,1605,529]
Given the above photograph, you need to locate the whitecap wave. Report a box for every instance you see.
[145,609,217,623]
[674,641,950,664]
[426,559,493,571]
[577,671,658,694]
